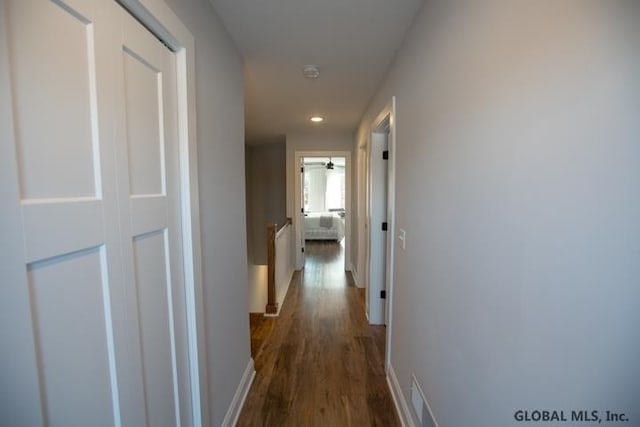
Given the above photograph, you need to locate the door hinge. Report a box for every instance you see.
[380,290,387,299]
[382,222,388,231]
[301,247,305,253]
[301,208,304,213]
[301,166,304,173]
[382,150,389,160]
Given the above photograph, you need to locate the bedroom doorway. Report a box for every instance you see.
[303,156,346,252]
[294,151,351,272]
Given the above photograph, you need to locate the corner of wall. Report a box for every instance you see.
[349,263,363,288]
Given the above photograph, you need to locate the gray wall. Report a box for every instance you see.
[162,0,251,425]
[357,1,640,425]
[245,143,287,264]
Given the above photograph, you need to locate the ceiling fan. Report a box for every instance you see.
[326,157,334,170]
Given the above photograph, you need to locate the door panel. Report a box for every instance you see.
[132,231,177,427]
[28,247,115,427]
[4,1,121,425]
[117,8,184,427]
[8,0,98,199]
[123,49,164,196]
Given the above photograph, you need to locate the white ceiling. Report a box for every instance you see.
[209,0,424,143]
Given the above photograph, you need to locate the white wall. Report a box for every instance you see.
[357,1,640,425]
[247,264,267,313]
[162,0,251,425]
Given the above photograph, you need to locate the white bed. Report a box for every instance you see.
[304,212,345,241]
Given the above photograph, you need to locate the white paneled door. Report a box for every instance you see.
[1,1,192,426]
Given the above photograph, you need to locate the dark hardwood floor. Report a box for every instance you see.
[238,240,400,426]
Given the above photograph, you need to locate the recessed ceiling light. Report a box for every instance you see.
[310,116,324,123]
[303,65,320,79]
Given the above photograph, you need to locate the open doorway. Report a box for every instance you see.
[294,151,351,272]
[365,97,397,371]
[301,156,347,269]
[303,157,346,238]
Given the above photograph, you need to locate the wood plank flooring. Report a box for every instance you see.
[238,241,400,426]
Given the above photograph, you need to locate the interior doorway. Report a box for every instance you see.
[365,97,397,370]
[294,151,351,272]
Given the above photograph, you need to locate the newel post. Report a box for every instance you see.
[265,223,278,314]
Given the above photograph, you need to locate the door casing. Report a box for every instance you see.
[366,97,397,372]
[368,130,389,326]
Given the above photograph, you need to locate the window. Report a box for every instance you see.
[303,157,345,213]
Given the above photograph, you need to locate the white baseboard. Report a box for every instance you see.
[350,262,364,288]
[221,358,256,427]
[265,268,295,317]
[387,364,415,427]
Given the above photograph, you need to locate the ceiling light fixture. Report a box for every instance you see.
[302,64,320,79]
[310,116,324,123]
[326,157,334,170]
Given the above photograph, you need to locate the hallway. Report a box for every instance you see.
[238,241,399,426]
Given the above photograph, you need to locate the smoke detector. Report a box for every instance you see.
[302,65,320,79]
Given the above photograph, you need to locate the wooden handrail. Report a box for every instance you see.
[266,217,292,314]
[276,217,292,234]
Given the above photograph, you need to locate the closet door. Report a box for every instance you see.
[1,1,124,425]
[0,1,191,426]
[111,7,190,427]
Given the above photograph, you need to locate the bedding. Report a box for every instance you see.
[304,212,345,241]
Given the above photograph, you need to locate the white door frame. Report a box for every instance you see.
[294,150,352,272]
[367,131,388,325]
[367,97,397,371]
